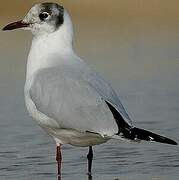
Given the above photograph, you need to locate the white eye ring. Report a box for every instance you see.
[39,12,50,21]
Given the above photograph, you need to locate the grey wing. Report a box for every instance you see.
[82,63,133,126]
[29,66,119,137]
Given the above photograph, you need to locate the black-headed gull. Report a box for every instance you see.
[2,2,177,179]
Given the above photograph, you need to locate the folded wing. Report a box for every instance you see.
[29,63,132,137]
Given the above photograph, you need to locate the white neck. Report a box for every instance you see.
[26,11,76,79]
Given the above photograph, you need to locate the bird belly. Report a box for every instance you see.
[44,127,110,147]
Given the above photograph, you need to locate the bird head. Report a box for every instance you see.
[2,3,72,37]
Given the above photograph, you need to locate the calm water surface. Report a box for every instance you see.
[0,76,179,180]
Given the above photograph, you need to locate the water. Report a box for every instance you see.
[0,74,178,180]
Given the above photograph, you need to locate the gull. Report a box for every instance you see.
[2,2,177,179]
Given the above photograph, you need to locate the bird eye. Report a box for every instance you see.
[39,12,50,21]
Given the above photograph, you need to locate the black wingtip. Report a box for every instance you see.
[132,127,178,145]
[167,139,178,145]
[159,136,178,145]
[172,141,178,145]
[105,101,178,146]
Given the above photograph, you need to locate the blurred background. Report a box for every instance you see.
[0,1,179,180]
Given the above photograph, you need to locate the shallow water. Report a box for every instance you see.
[0,77,179,180]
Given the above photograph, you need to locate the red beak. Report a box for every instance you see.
[2,20,29,31]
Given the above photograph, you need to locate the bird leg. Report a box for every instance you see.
[56,145,62,180]
[87,146,93,179]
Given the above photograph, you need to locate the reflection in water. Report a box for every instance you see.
[56,168,93,180]
[88,174,93,180]
[61,174,92,180]
[57,175,61,180]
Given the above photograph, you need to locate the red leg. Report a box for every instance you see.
[56,145,62,180]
